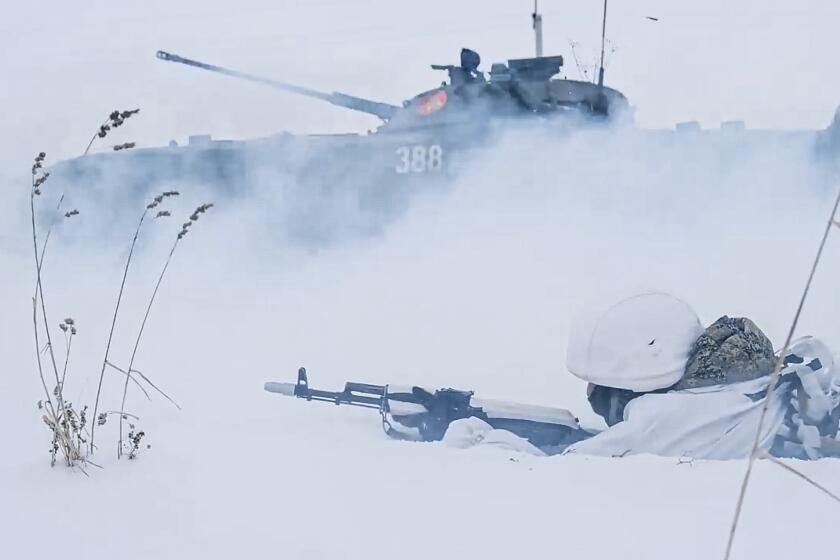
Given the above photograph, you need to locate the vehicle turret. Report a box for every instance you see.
[155,47,630,134]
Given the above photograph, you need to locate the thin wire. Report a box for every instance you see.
[759,451,840,504]
[723,188,840,560]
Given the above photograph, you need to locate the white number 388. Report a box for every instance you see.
[395,144,443,174]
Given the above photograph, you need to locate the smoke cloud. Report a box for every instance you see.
[2,119,838,431]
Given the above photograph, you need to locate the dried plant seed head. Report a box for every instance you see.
[59,323,68,332]
[155,210,171,218]
[32,172,51,189]
[63,317,75,326]
[70,326,77,335]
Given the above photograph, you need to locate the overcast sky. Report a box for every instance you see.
[2,0,839,170]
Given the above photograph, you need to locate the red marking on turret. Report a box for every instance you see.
[416,90,448,116]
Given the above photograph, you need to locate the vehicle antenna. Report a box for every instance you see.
[569,40,587,80]
[532,1,544,57]
[598,0,608,86]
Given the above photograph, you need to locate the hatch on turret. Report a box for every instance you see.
[507,56,563,81]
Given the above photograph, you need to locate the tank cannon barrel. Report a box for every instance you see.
[156,50,398,121]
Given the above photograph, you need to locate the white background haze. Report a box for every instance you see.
[1,1,840,559]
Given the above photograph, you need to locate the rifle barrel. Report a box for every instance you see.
[263,376,384,409]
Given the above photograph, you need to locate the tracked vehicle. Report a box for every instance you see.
[53,45,631,187]
[48,5,839,243]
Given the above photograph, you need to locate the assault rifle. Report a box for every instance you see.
[265,368,588,449]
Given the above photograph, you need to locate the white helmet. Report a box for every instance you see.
[566,292,703,392]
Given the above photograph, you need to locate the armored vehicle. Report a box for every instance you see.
[49,44,636,241]
[47,8,840,243]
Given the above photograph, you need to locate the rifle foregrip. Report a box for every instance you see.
[264,382,297,396]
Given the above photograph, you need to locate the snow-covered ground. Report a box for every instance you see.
[4,1,840,556]
[2,127,840,559]
[5,403,840,560]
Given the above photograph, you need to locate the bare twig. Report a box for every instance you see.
[89,209,148,451]
[31,112,141,467]
[31,298,55,417]
[32,188,64,402]
[30,154,66,433]
[34,195,66,294]
[130,368,181,410]
[98,410,140,421]
[759,451,840,504]
[30,157,90,469]
[105,361,152,401]
[59,326,74,396]
[83,122,107,156]
[118,239,179,457]
[723,188,840,559]
[83,109,140,156]
[118,202,209,456]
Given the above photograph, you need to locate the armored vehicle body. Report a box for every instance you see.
[48,18,839,243]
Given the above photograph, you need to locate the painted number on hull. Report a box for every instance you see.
[395,144,443,174]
